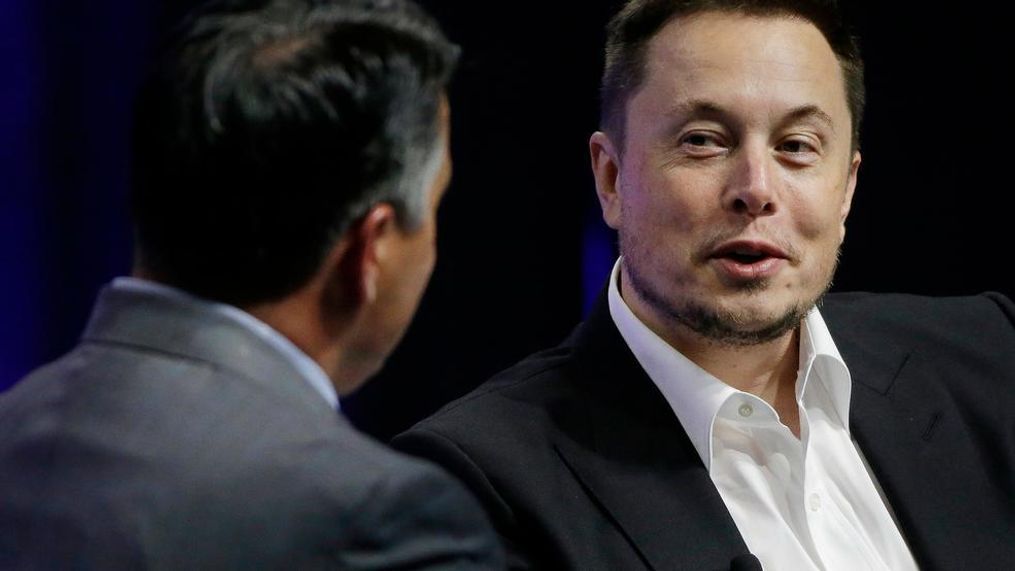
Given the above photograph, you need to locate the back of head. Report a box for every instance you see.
[600,0,864,152]
[131,0,458,306]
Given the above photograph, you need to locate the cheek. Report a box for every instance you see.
[622,170,703,236]
[417,227,439,279]
[395,224,438,301]
[786,167,852,233]
[784,188,847,243]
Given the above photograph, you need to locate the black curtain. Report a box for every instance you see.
[3,1,1011,441]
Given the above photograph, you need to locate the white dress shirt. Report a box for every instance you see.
[606,260,918,570]
[112,277,339,411]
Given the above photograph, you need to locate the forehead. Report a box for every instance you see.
[636,12,849,125]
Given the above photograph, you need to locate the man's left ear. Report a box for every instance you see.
[324,203,398,311]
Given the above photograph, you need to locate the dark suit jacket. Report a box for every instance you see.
[0,285,503,570]
[395,292,1015,570]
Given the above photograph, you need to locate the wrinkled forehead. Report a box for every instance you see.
[638,12,850,123]
[646,10,843,71]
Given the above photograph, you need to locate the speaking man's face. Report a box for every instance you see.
[597,12,860,347]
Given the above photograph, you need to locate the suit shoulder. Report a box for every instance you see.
[821,291,1015,400]
[282,423,503,569]
[822,291,1015,337]
[331,446,503,569]
[0,348,501,568]
[406,333,580,434]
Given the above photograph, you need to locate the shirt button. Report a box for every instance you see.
[808,493,822,512]
[738,404,753,418]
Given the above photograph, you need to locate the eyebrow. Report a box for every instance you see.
[779,105,836,133]
[664,100,837,133]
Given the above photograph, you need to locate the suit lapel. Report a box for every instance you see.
[826,300,978,570]
[552,296,749,570]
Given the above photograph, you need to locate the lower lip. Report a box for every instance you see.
[711,257,787,281]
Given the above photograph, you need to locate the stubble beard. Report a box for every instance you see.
[621,245,839,348]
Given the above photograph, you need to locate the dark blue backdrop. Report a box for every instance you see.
[3,1,1012,438]
[2,1,157,389]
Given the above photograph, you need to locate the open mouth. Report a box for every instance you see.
[711,242,786,264]
[724,250,768,264]
[708,240,789,281]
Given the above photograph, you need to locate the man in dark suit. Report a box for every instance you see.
[395,1,1015,569]
[0,0,502,568]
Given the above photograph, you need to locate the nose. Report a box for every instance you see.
[724,144,777,217]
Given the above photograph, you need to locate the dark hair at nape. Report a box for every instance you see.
[600,0,864,152]
[130,0,458,306]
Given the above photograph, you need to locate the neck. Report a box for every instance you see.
[245,289,364,397]
[675,328,799,397]
[620,273,804,436]
[678,325,803,437]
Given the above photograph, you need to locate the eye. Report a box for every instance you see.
[682,132,722,147]
[678,131,729,156]
[775,139,816,154]
[775,136,821,165]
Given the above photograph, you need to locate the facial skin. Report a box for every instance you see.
[347,98,453,387]
[373,104,452,358]
[253,98,453,396]
[591,12,860,351]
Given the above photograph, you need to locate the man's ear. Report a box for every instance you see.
[326,203,399,310]
[590,131,623,230]
[840,150,861,240]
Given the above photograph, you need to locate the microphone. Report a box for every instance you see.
[730,553,763,571]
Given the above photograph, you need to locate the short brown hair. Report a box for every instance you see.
[601,0,864,152]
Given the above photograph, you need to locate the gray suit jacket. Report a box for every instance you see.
[0,285,503,570]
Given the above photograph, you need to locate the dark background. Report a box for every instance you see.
[2,1,1012,440]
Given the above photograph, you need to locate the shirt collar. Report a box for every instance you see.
[606,258,851,468]
[797,301,852,429]
[111,277,340,411]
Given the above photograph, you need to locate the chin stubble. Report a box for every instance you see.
[623,254,837,348]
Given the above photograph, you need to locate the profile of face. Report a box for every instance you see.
[352,99,453,384]
[592,12,860,348]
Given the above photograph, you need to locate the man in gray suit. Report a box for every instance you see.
[0,0,502,568]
